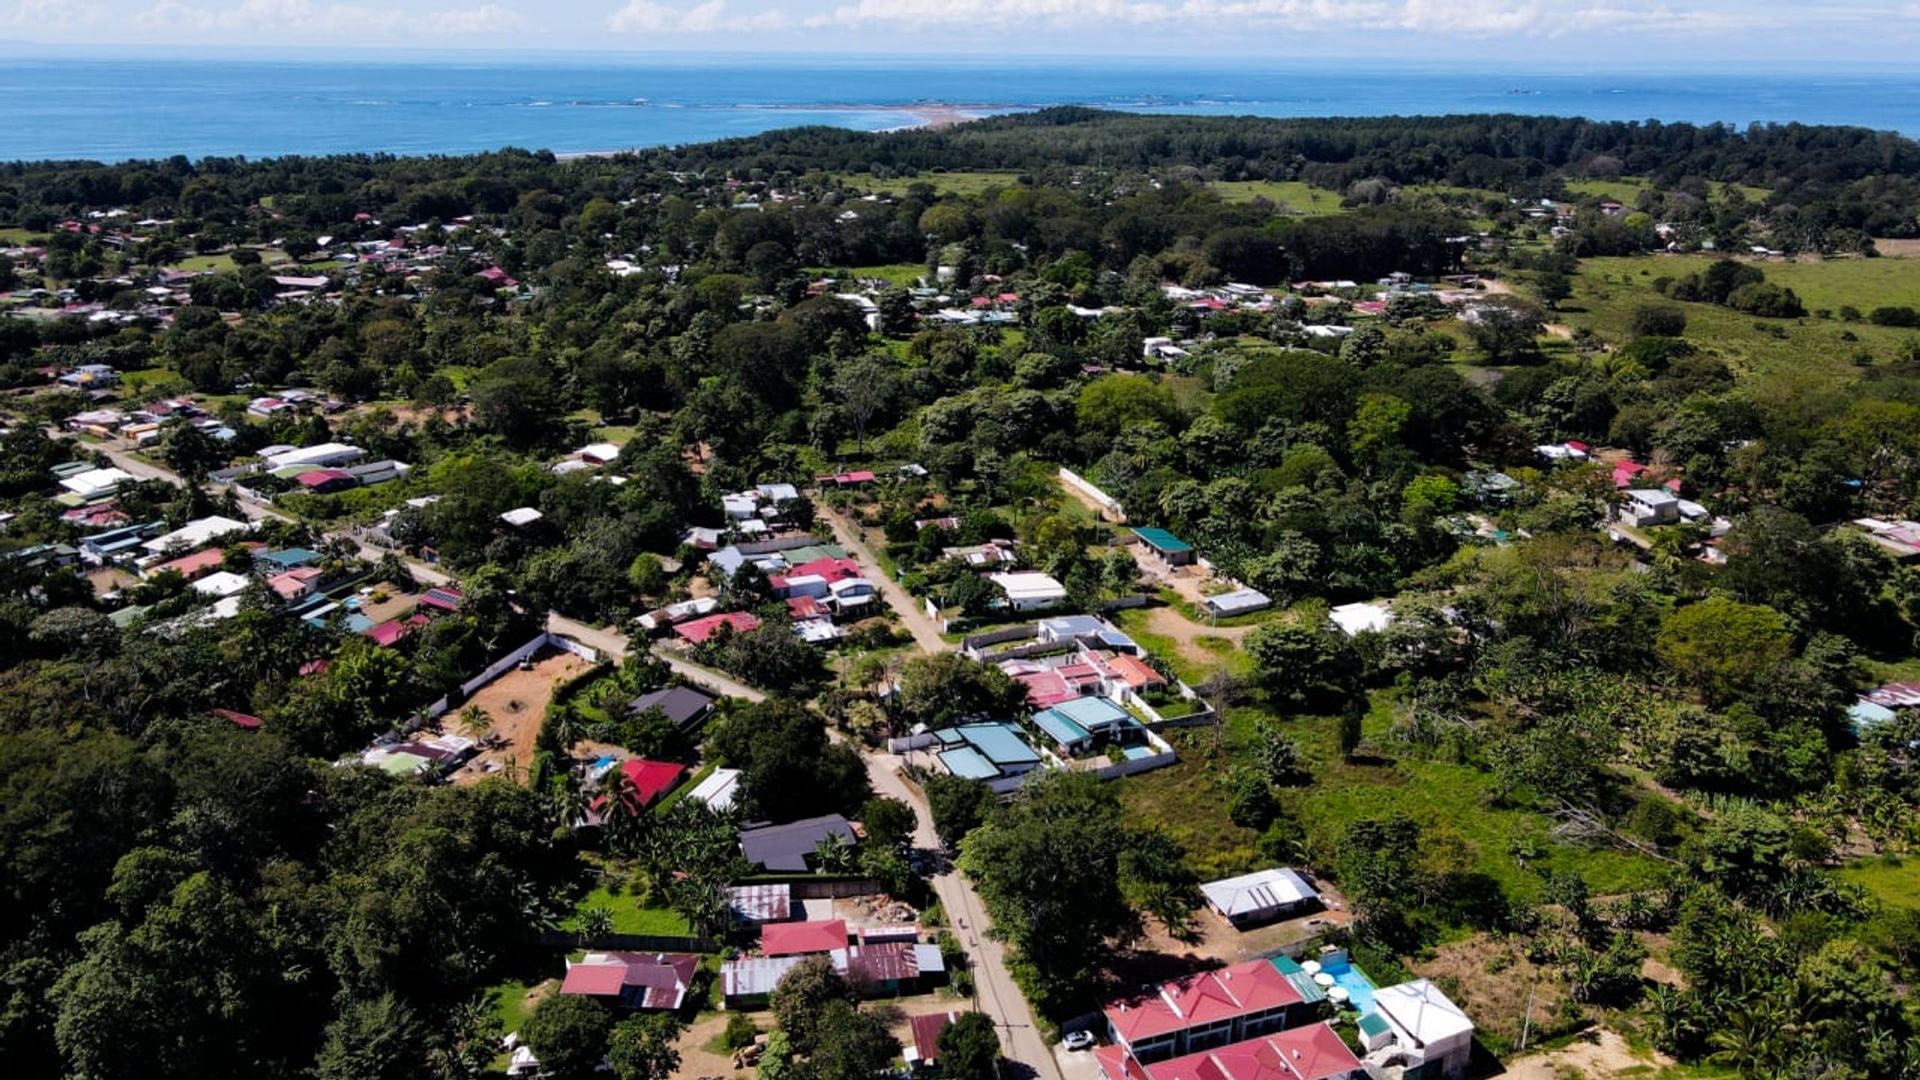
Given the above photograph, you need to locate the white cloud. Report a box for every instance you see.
[607,0,785,32]
[1,0,107,29]
[802,0,1885,35]
[137,0,524,36]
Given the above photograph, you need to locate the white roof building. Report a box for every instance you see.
[500,507,544,528]
[687,766,743,812]
[191,570,252,598]
[1330,601,1394,637]
[1369,979,1474,1079]
[141,515,251,555]
[1199,868,1322,927]
[989,571,1068,612]
[264,442,365,470]
[59,466,136,498]
[578,442,621,464]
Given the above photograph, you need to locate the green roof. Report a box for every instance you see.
[939,746,1002,781]
[956,722,1041,767]
[1131,527,1192,552]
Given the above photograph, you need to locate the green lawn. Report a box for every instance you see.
[562,885,693,937]
[838,170,1026,197]
[1836,856,1920,910]
[486,970,560,1035]
[0,227,47,245]
[1118,691,1668,896]
[807,263,926,287]
[1210,180,1345,216]
[1570,254,1920,375]
[1563,177,1769,205]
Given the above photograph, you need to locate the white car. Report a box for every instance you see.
[1063,1031,1096,1052]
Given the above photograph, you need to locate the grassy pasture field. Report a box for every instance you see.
[1569,253,1920,374]
[836,169,1026,197]
[1208,180,1346,216]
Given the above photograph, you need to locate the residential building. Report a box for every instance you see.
[1030,696,1137,756]
[1036,614,1139,653]
[932,721,1046,792]
[761,919,849,957]
[1199,868,1322,929]
[627,685,717,729]
[1364,979,1474,1079]
[1204,589,1272,619]
[1328,602,1393,637]
[1619,488,1680,527]
[1095,1023,1365,1080]
[739,814,857,872]
[559,952,701,1011]
[1133,526,1196,566]
[726,883,791,924]
[906,1012,969,1072]
[686,766,742,811]
[672,611,761,645]
[141,515,251,557]
[1104,958,1312,1062]
[990,571,1068,612]
[720,943,943,1008]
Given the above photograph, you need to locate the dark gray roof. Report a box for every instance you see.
[628,685,718,728]
[739,814,856,872]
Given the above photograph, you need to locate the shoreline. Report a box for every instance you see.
[553,102,993,160]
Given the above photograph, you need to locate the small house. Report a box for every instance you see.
[627,685,717,729]
[1132,527,1196,567]
[559,952,701,1011]
[761,919,849,958]
[1199,868,1322,929]
[1367,979,1474,1079]
[1619,488,1680,527]
[739,814,857,873]
[989,571,1068,611]
[1204,588,1272,619]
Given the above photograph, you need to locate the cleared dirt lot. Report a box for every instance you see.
[450,649,591,784]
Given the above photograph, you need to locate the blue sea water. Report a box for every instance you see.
[0,53,1916,163]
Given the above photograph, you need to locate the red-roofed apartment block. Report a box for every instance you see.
[1094,1023,1365,1080]
[1103,958,1310,1062]
[761,919,849,957]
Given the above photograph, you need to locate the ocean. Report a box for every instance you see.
[1,54,1917,163]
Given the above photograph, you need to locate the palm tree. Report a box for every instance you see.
[548,770,590,831]
[599,767,646,855]
[456,704,492,742]
[812,833,855,874]
[1708,1003,1783,1079]
[576,905,616,948]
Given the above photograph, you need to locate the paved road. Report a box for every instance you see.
[821,507,951,653]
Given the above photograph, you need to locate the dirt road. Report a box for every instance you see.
[821,508,950,653]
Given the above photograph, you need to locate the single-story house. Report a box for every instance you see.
[264,442,364,470]
[990,572,1067,612]
[628,685,717,729]
[597,759,686,814]
[1199,868,1322,929]
[59,466,136,500]
[1364,979,1474,1079]
[192,570,253,598]
[417,586,464,614]
[267,566,324,601]
[1031,696,1136,755]
[686,766,742,811]
[673,611,761,645]
[150,546,228,581]
[1329,602,1393,637]
[559,951,701,1011]
[579,442,621,465]
[761,919,849,958]
[739,814,857,873]
[294,468,357,494]
[906,1011,967,1073]
[500,506,544,528]
[1132,527,1196,566]
[934,722,1045,791]
[727,883,791,924]
[721,943,942,1008]
[257,547,322,571]
[1036,614,1139,653]
[1204,588,1272,619]
[140,515,250,556]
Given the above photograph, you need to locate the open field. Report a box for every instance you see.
[1118,691,1669,896]
[1209,180,1345,216]
[808,262,926,286]
[560,884,694,936]
[0,227,47,245]
[1563,177,1770,205]
[837,169,1025,197]
[450,649,593,784]
[1571,253,1920,374]
[1836,855,1920,909]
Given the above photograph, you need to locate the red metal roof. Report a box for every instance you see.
[365,619,410,647]
[295,468,353,488]
[1125,1024,1364,1080]
[561,963,628,997]
[619,759,686,806]
[154,547,227,580]
[1105,958,1306,1044]
[909,1012,960,1066]
[672,611,760,644]
[208,708,262,730]
[761,919,848,957]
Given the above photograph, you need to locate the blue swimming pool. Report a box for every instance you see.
[1320,953,1379,1015]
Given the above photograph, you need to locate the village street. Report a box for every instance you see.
[56,434,1062,1078]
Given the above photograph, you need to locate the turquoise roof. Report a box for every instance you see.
[261,547,322,567]
[1049,695,1133,731]
[1358,1012,1392,1036]
[956,722,1040,766]
[939,746,1001,781]
[1031,709,1092,747]
[1132,527,1192,552]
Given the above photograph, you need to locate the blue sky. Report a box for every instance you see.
[4,0,1920,61]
